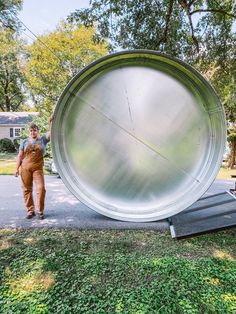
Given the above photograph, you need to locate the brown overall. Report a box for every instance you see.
[21,140,45,215]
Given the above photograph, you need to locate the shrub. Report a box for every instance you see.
[227,132,236,169]
[0,138,16,153]
[227,132,236,143]
[13,138,20,150]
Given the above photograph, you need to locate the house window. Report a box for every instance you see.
[14,128,21,137]
[13,127,24,138]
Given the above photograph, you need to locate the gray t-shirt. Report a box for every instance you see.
[19,135,49,156]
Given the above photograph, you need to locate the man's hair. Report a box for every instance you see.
[29,123,39,130]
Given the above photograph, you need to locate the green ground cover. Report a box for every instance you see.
[0,229,235,313]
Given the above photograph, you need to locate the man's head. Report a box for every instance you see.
[29,123,39,139]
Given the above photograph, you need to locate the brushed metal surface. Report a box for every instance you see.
[51,50,226,222]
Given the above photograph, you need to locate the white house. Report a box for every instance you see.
[0,112,38,140]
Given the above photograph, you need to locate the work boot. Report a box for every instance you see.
[26,212,35,219]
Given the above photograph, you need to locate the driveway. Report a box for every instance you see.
[0,175,235,229]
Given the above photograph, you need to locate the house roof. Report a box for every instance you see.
[0,112,39,125]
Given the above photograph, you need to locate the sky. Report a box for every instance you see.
[18,0,89,41]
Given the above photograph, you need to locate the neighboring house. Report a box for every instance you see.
[0,112,39,141]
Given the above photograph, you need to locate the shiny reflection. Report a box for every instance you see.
[52,51,226,221]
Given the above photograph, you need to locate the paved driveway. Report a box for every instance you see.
[0,175,235,229]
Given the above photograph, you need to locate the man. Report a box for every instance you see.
[15,116,53,219]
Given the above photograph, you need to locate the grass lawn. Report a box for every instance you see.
[0,229,235,313]
[217,165,236,180]
[0,152,17,175]
[0,152,18,160]
[0,153,51,175]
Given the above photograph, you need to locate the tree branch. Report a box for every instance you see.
[0,79,6,88]
[8,92,19,100]
[188,12,199,52]
[190,9,236,19]
[156,0,174,46]
[14,99,23,110]
[178,0,188,11]
[178,0,199,52]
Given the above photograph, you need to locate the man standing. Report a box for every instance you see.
[15,117,53,219]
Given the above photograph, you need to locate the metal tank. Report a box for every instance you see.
[51,50,226,222]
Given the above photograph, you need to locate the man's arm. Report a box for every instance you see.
[15,150,24,177]
[46,115,54,141]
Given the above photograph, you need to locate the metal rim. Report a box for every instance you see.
[52,50,226,222]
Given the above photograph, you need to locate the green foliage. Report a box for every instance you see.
[201,58,236,123]
[22,114,49,136]
[227,133,236,143]
[0,29,26,111]
[13,138,20,150]
[223,77,236,122]
[227,124,236,168]
[24,22,108,114]
[0,0,22,30]
[68,1,236,60]
[0,229,235,313]
[0,138,16,153]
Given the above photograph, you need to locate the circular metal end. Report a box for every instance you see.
[52,50,226,222]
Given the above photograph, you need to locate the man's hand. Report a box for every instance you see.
[46,114,54,141]
[15,170,19,177]
[49,114,54,124]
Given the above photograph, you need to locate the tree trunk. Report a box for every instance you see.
[5,94,11,111]
[228,138,236,169]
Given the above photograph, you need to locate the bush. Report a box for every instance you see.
[13,138,20,150]
[0,138,16,153]
[227,132,236,143]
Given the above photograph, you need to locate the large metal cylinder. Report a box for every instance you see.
[51,50,226,222]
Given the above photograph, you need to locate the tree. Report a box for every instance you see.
[24,22,108,114]
[68,0,236,60]
[203,53,236,168]
[227,128,236,169]
[0,0,22,30]
[0,29,25,111]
